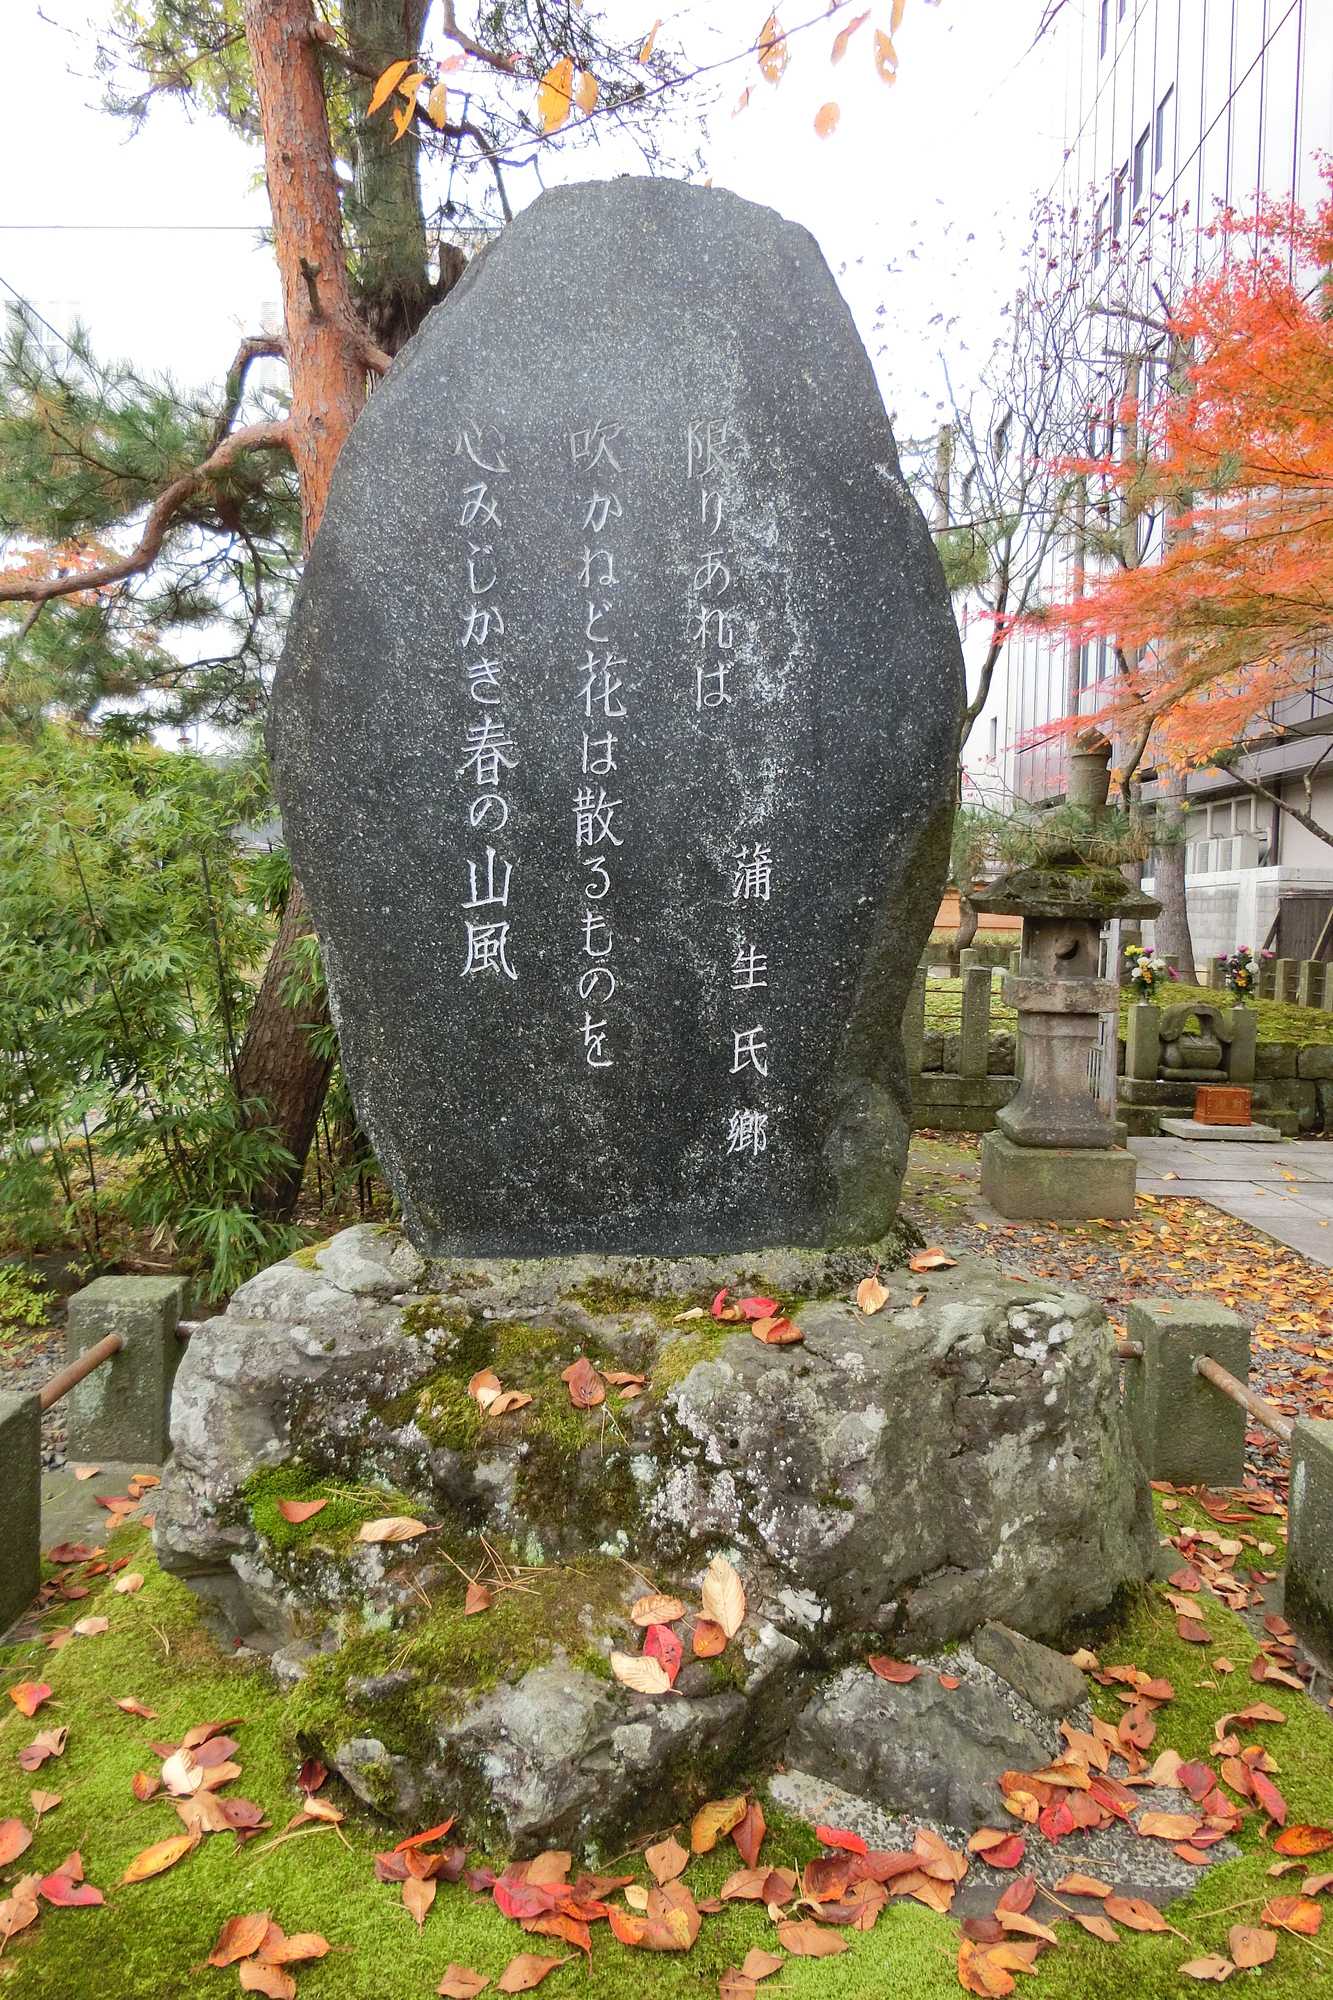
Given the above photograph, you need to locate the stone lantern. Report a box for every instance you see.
[970,853,1160,1220]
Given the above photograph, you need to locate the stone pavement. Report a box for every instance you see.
[1130,1135,1333,1266]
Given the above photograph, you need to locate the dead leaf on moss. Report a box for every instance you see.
[121,1831,198,1884]
[276,1499,327,1524]
[465,1583,492,1616]
[692,1796,747,1854]
[776,1919,847,1956]
[497,1953,572,1991]
[438,1969,491,1998]
[208,1911,271,1967]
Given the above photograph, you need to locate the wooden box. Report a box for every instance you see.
[1194,1085,1251,1126]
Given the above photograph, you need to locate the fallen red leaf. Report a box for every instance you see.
[643,1624,683,1687]
[8,1684,51,1718]
[276,1498,327,1524]
[1274,1825,1333,1857]
[867,1657,920,1684]
[816,1825,868,1857]
[560,1356,604,1408]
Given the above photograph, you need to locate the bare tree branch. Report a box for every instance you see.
[439,0,519,76]
[208,334,286,455]
[0,421,293,609]
[1227,768,1333,852]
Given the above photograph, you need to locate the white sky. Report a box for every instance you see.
[0,0,1071,440]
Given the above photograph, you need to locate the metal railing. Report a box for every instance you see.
[1114,1335,1292,1443]
[37,1318,196,1413]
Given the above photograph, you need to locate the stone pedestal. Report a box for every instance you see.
[1287,1419,1333,1663]
[979,1132,1135,1221]
[66,1275,188,1462]
[1123,1300,1249,1487]
[0,1391,41,1638]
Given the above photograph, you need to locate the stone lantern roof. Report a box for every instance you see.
[969,849,1161,925]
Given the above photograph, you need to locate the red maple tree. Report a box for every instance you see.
[1049,166,1333,845]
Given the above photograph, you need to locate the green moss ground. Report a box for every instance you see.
[0,1502,1330,1997]
[923,974,1333,1049]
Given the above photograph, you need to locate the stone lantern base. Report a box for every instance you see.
[979,1132,1136,1222]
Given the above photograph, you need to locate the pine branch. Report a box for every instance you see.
[0,420,292,608]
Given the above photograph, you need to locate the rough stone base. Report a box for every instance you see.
[153,1221,1156,1850]
[979,1132,1136,1221]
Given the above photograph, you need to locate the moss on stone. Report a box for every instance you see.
[651,1323,740,1393]
[290,1234,337,1271]
[283,1551,635,1756]
[243,1464,427,1555]
[563,1277,699,1324]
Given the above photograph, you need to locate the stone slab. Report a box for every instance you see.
[65,1276,188,1463]
[979,1131,1136,1221]
[1123,1299,1249,1489]
[970,1621,1089,1718]
[1159,1117,1282,1142]
[269,178,964,1259]
[0,1392,41,1639]
[1286,1418,1333,1665]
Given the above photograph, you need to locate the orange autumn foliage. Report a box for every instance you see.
[1050,167,1333,771]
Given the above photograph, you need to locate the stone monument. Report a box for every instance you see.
[268,177,964,1257]
[154,184,1159,1860]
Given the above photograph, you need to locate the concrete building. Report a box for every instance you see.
[966,0,1333,969]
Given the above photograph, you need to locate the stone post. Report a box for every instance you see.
[0,1392,41,1637]
[1207,956,1228,991]
[1125,1003,1161,1081]
[1225,1007,1257,1085]
[1124,1300,1250,1487]
[1008,947,1021,973]
[1275,958,1298,1004]
[958,964,993,1078]
[959,947,981,974]
[1297,960,1324,1010]
[65,1276,188,1463]
[902,965,927,1079]
[1286,1418,1333,1660]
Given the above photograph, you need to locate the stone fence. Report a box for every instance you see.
[1205,955,1332,1009]
[906,968,1332,1137]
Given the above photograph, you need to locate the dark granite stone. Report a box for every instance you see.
[269,177,963,1257]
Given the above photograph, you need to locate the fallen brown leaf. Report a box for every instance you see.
[121,1831,198,1884]
[701,1555,746,1638]
[692,1619,727,1658]
[497,1952,572,1991]
[645,1834,689,1885]
[561,1357,605,1408]
[208,1910,271,1966]
[356,1516,433,1543]
[438,1968,491,1999]
[692,1796,747,1853]
[775,1919,847,1956]
[276,1498,327,1524]
[1229,1925,1276,1968]
[404,1875,436,1934]
[631,1595,686,1628]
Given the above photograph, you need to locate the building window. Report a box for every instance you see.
[1093,197,1107,265]
[1154,85,1174,175]
[1132,125,1150,205]
[1099,0,1109,57]
[1112,164,1127,237]
[988,715,999,761]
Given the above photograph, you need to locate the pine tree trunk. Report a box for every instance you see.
[234,0,379,1215]
[233,881,335,1217]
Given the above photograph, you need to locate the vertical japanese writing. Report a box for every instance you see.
[685,416,775,1163]
[569,420,627,1068]
[454,421,518,983]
